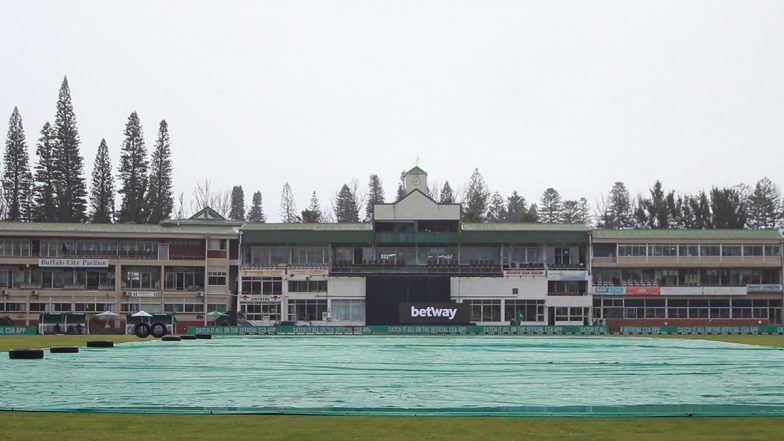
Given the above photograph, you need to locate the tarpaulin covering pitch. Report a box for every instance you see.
[1,336,784,416]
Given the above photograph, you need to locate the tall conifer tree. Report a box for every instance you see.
[247,190,265,222]
[145,120,173,224]
[33,122,59,221]
[365,174,385,220]
[3,107,33,221]
[229,185,245,221]
[335,184,360,223]
[280,182,299,223]
[439,181,455,204]
[301,191,322,223]
[118,111,148,223]
[89,139,115,223]
[462,169,490,222]
[53,77,87,221]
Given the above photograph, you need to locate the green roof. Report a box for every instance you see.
[407,166,427,174]
[242,223,372,231]
[0,222,238,236]
[592,229,782,241]
[462,223,590,232]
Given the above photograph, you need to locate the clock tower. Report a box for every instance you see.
[404,166,428,195]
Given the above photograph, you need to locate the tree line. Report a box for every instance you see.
[2,77,173,223]
[5,79,780,229]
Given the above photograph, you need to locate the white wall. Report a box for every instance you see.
[374,191,460,221]
[450,277,548,300]
[328,277,366,297]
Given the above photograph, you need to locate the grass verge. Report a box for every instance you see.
[0,413,783,441]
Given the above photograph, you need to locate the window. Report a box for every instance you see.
[650,244,677,257]
[547,281,585,295]
[290,246,330,265]
[119,241,157,259]
[678,245,699,257]
[164,304,184,313]
[0,302,26,312]
[331,299,365,321]
[243,246,290,267]
[241,302,281,321]
[122,267,161,289]
[0,239,32,257]
[765,245,781,256]
[288,299,328,321]
[744,245,763,256]
[618,244,646,257]
[207,239,225,250]
[164,267,205,291]
[722,245,742,257]
[700,245,720,256]
[504,300,544,322]
[287,280,328,292]
[208,271,226,286]
[207,303,227,312]
[464,300,501,322]
[241,277,282,295]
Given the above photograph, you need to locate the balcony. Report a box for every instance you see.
[330,260,503,276]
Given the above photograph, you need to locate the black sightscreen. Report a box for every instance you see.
[365,276,451,325]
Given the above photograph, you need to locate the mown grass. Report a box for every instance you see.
[0,413,783,441]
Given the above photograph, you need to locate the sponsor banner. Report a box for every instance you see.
[125,290,160,298]
[547,270,589,281]
[288,268,329,277]
[240,269,285,277]
[593,286,624,295]
[186,325,610,335]
[621,325,784,335]
[399,303,470,324]
[660,287,703,296]
[238,294,282,302]
[625,286,660,296]
[504,270,546,278]
[747,284,784,293]
[0,326,36,335]
[39,258,108,268]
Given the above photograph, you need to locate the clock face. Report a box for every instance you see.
[412,177,421,185]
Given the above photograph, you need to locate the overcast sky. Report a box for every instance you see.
[1,0,783,221]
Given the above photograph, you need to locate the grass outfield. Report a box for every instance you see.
[0,413,782,441]
[1,333,782,441]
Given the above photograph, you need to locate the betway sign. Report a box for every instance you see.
[399,303,470,324]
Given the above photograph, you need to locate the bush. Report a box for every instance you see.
[0,316,13,326]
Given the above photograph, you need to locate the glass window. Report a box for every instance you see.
[288,299,328,321]
[678,245,699,257]
[722,245,742,257]
[618,244,647,257]
[504,300,544,322]
[744,245,763,256]
[207,271,226,286]
[650,244,677,257]
[207,239,225,250]
[463,300,501,322]
[241,277,283,295]
[765,245,781,256]
[331,299,365,321]
[700,245,720,256]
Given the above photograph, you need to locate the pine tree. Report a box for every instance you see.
[117,111,148,223]
[523,204,539,222]
[229,185,245,221]
[247,191,265,222]
[88,139,115,223]
[634,181,677,229]
[53,77,87,222]
[365,174,385,220]
[145,120,173,224]
[33,122,59,221]
[597,182,633,229]
[439,181,455,204]
[505,191,527,222]
[2,107,33,221]
[746,177,782,229]
[396,171,406,201]
[462,169,490,222]
[280,182,299,223]
[301,191,322,223]
[710,187,746,228]
[538,188,562,223]
[485,192,507,222]
[576,197,591,224]
[335,184,359,223]
[560,200,579,224]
